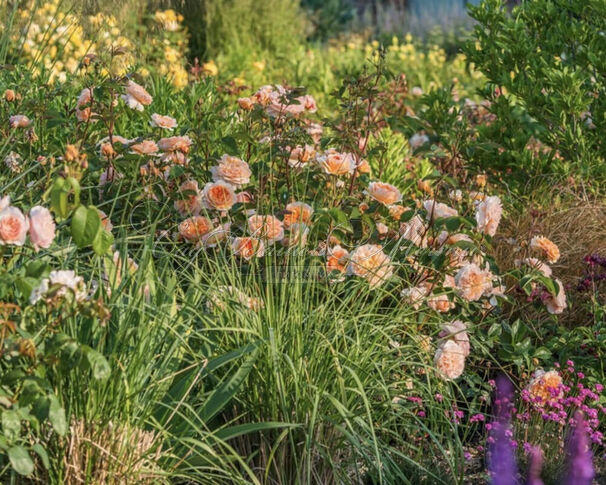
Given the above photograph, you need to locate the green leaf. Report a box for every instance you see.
[215,421,297,441]
[48,395,67,436]
[8,446,34,476]
[32,444,50,470]
[84,347,111,380]
[71,205,102,248]
[2,410,21,442]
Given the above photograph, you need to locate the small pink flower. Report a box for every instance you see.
[28,206,56,251]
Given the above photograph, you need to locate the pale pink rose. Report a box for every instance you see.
[231,237,265,260]
[202,181,237,211]
[366,181,402,206]
[237,97,254,110]
[174,180,203,216]
[317,149,356,176]
[9,115,31,128]
[288,144,316,168]
[544,278,567,314]
[121,80,153,111]
[28,206,55,251]
[409,132,429,150]
[434,340,466,379]
[0,195,10,211]
[130,139,158,155]
[454,263,493,301]
[178,216,213,243]
[399,215,428,247]
[211,155,251,187]
[423,200,458,219]
[150,113,177,130]
[30,270,86,304]
[158,135,192,153]
[76,87,94,121]
[348,244,393,288]
[376,222,389,237]
[248,214,284,243]
[439,320,470,357]
[401,285,429,309]
[296,94,317,113]
[530,236,560,263]
[0,206,28,246]
[283,202,313,228]
[475,195,502,237]
[427,292,455,313]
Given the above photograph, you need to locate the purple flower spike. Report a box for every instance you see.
[526,446,543,485]
[488,375,518,485]
[564,411,594,485]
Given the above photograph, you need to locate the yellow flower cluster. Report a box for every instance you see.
[7,1,189,88]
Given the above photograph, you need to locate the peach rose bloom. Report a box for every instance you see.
[28,206,56,251]
[401,285,429,309]
[201,223,231,248]
[231,237,265,260]
[475,195,502,237]
[454,263,493,301]
[348,244,393,288]
[317,149,356,176]
[121,80,153,111]
[356,158,371,175]
[527,370,563,404]
[428,293,455,313]
[399,215,427,247]
[76,87,94,122]
[179,216,213,243]
[237,97,254,110]
[150,113,177,130]
[439,320,470,357]
[367,181,402,205]
[544,278,567,314]
[530,236,560,263]
[211,155,251,187]
[253,85,280,106]
[248,214,284,243]
[389,205,406,221]
[130,139,158,155]
[158,136,192,153]
[288,145,316,168]
[417,179,433,196]
[0,206,28,246]
[423,200,458,219]
[174,180,203,216]
[202,181,237,211]
[327,245,349,273]
[9,115,31,129]
[283,202,313,228]
[236,191,254,204]
[434,340,465,379]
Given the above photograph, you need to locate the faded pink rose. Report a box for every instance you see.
[434,340,466,379]
[211,155,251,187]
[28,206,55,251]
[475,195,502,237]
[0,206,28,246]
[150,113,177,129]
[121,80,153,111]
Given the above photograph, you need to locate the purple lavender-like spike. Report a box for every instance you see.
[564,411,594,485]
[488,375,518,485]
[526,446,543,485]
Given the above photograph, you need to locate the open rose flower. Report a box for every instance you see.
[455,263,493,301]
[28,206,55,251]
[288,145,316,168]
[179,216,213,243]
[544,278,567,314]
[76,87,94,122]
[0,206,28,246]
[150,113,177,130]
[327,245,349,274]
[129,139,158,155]
[530,236,560,263]
[427,292,455,313]
[399,215,428,248]
[121,80,153,111]
[317,149,356,176]
[232,237,265,260]
[439,320,470,357]
[202,181,237,211]
[527,369,563,404]
[283,202,313,228]
[211,155,251,187]
[174,180,203,216]
[9,115,31,129]
[348,244,393,288]
[248,215,284,243]
[158,135,192,153]
[423,200,458,219]
[434,340,466,379]
[475,195,502,237]
[30,270,86,304]
[366,181,402,206]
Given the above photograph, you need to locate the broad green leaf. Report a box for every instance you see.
[8,446,34,476]
[48,395,67,436]
[71,205,102,248]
